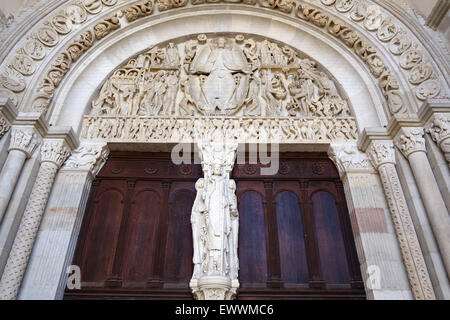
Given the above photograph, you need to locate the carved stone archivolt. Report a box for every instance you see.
[320,0,443,102]
[5,0,442,118]
[0,0,122,111]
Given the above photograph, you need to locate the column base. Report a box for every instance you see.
[190,276,239,300]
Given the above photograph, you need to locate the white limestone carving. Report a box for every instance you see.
[89,35,351,118]
[62,142,110,176]
[0,66,26,93]
[8,128,39,157]
[0,140,70,300]
[190,134,239,300]
[416,80,441,101]
[11,53,36,76]
[367,140,395,169]
[364,5,383,31]
[328,143,373,176]
[395,127,450,279]
[65,3,88,24]
[427,115,450,165]
[0,116,10,140]
[81,116,358,143]
[395,128,426,158]
[367,141,435,300]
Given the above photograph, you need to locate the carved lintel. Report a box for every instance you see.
[8,127,39,158]
[395,128,426,159]
[328,143,373,177]
[367,141,396,169]
[40,140,71,168]
[81,116,359,143]
[62,142,110,177]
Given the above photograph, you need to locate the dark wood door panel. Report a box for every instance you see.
[66,153,200,299]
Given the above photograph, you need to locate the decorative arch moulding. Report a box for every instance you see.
[0,0,447,121]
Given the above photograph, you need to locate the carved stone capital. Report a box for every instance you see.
[426,115,450,164]
[427,115,449,144]
[40,140,71,168]
[8,127,39,158]
[0,116,11,140]
[328,143,373,177]
[191,276,238,301]
[62,142,110,177]
[395,128,426,158]
[367,141,396,170]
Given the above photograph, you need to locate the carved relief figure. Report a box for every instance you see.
[88,35,352,119]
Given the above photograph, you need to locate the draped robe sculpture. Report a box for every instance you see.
[190,135,239,300]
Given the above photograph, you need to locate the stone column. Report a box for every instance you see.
[19,142,109,299]
[426,114,450,166]
[367,141,435,300]
[395,128,450,279]
[190,135,240,300]
[0,140,71,300]
[0,128,39,223]
[329,143,413,300]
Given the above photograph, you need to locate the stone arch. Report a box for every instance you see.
[0,1,447,125]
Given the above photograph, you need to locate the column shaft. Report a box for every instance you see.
[0,150,27,222]
[378,163,435,299]
[0,161,59,299]
[408,151,450,277]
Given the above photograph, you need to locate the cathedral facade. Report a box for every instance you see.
[0,0,448,300]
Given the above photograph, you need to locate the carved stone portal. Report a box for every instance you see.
[83,34,360,300]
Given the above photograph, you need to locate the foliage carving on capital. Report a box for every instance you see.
[367,141,396,170]
[8,128,39,157]
[395,128,426,158]
[40,141,71,168]
[62,143,110,176]
[328,143,373,175]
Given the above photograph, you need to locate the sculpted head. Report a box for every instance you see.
[228,180,236,191]
[217,37,226,48]
[195,178,204,191]
[212,164,222,176]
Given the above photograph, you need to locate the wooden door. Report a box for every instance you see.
[64,152,201,300]
[233,153,365,299]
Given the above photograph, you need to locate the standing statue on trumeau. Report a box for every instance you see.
[190,136,240,299]
[188,36,250,115]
